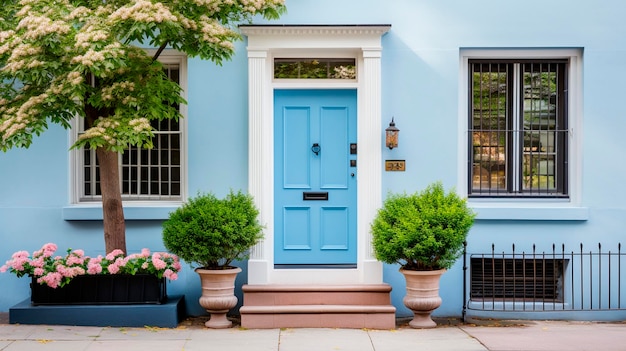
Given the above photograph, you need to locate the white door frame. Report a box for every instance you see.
[241,25,391,285]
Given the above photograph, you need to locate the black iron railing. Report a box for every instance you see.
[463,242,626,320]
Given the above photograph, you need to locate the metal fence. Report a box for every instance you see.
[463,242,626,320]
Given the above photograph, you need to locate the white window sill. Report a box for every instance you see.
[470,204,589,221]
[63,203,182,221]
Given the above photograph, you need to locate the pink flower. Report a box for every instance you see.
[12,251,29,259]
[72,249,85,257]
[108,263,120,274]
[141,248,150,258]
[106,249,124,260]
[87,262,103,274]
[38,272,62,289]
[41,243,57,258]
[151,257,167,270]
[66,255,84,266]
[56,265,68,276]
[56,264,85,278]
[163,269,177,280]
[30,257,44,268]
[0,265,7,273]
[9,257,28,271]
[33,268,44,276]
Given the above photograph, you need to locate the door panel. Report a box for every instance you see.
[274,89,357,266]
[320,107,349,188]
[283,107,311,188]
[320,207,349,250]
[283,207,311,249]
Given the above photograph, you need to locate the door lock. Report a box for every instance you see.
[311,143,321,155]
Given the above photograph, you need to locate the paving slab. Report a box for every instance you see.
[461,321,626,351]
[26,324,103,340]
[2,340,94,351]
[369,327,487,351]
[0,323,38,340]
[278,328,374,351]
[97,325,193,340]
[183,327,280,351]
[85,339,188,351]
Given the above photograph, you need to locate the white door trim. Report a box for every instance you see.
[241,25,390,285]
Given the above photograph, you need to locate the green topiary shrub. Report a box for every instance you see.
[162,190,263,269]
[371,182,475,271]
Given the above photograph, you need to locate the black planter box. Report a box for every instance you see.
[30,274,166,305]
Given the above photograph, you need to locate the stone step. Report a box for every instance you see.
[242,284,393,306]
[240,284,396,329]
[241,304,396,313]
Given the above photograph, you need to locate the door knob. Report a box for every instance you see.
[311,143,321,155]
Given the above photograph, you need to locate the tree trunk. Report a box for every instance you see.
[96,147,127,254]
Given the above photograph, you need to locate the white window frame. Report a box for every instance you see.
[69,51,188,206]
[458,48,586,220]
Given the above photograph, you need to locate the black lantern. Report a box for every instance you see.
[385,117,399,150]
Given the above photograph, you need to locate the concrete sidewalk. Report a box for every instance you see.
[0,315,625,351]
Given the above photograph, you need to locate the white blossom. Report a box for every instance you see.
[71,43,123,67]
[109,0,178,23]
[8,43,41,62]
[100,81,135,101]
[75,27,109,49]
[0,43,10,56]
[0,94,48,140]
[198,16,233,44]
[95,118,120,129]
[67,71,84,85]
[15,5,32,17]
[66,6,91,20]
[17,15,70,40]
[129,118,151,132]
[0,30,16,43]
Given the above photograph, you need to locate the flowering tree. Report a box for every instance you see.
[0,0,285,254]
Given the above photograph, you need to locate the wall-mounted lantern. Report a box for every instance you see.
[385,117,399,150]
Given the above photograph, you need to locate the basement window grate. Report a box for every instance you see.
[470,257,565,301]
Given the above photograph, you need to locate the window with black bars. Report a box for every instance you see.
[468,60,568,197]
[470,257,565,301]
[82,63,182,201]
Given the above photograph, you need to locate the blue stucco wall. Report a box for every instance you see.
[2,0,626,320]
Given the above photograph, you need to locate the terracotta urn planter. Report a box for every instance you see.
[400,268,446,328]
[196,267,242,328]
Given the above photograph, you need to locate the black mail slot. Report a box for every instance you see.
[303,192,329,201]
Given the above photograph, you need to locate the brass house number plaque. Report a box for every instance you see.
[385,160,406,172]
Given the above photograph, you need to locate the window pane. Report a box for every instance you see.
[522,63,559,194]
[470,63,509,194]
[274,58,356,79]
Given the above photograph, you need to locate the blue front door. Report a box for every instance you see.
[274,89,357,266]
